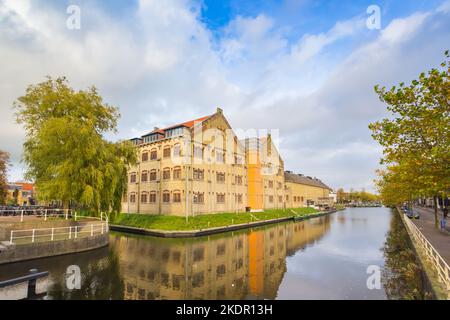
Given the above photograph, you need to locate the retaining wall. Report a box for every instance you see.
[0,233,109,265]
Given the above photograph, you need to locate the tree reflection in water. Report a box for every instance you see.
[382,210,433,300]
[48,248,124,300]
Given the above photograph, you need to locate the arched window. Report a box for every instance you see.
[163,146,171,158]
[173,167,181,180]
[141,171,148,182]
[163,168,170,180]
[173,190,181,203]
[150,169,157,181]
[141,192,148,203]
[142,151,148,162]
[163,191,170,203]
[173,143,181,158]
[150,148,157,160]
[149,191,157,203]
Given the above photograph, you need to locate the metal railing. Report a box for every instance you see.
[9,221,108,245]
[402,213,450,299]
[0,209,108,223]
[0,269,49,300]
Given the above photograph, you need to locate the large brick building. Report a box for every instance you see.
[122,108,332,215]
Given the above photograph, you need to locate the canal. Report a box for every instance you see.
[0,207,432,299]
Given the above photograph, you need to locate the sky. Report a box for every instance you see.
[0,0,449,192]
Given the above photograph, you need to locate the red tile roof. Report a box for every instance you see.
[147,115,212,135]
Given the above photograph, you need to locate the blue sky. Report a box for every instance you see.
[0,0,449,192]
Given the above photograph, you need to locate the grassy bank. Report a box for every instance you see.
[111,207,320,231]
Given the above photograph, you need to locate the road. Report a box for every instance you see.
[412,206,450,266]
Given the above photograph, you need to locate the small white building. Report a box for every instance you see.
[329,191,337,204]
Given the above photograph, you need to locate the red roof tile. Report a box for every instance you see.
[147,115,212,135]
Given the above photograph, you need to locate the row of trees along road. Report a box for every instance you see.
[336,188,379,204]
[14,77,137,215]
[369,51,450,227]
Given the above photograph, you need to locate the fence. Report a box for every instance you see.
[0,269,49,300]
[0,208,108,223]
[9,221,108,245]
[402,213,450,299]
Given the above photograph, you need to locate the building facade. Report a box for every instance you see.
[284,171,333,208]
[122,108,248,216]
[122,108,333,215]
[6,182,36,206]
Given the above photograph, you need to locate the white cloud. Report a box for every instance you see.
[0,0,449,193]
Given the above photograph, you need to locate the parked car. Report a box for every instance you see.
[406,209,420,219]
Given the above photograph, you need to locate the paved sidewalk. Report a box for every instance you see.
[411,206,450,266]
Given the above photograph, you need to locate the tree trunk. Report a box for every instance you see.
[433,195,439,228]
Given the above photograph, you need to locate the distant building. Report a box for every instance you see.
[329,191,337,204]
[284,172,333,208]
[6,182,36,205]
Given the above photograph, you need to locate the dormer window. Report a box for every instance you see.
[165,127,183,138]
[142,133,161,143]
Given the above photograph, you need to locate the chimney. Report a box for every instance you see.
[216,107,223,114]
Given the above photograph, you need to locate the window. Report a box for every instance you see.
[217,244,226,256]
[173,167,181,180]
[173,192,181,203]
[235,175,242,185]
[236,194,243,203]
[130,194,136,203]
[235,155,243,165]
[216,151,224,163]
[150,170,157,181]
[268,181,273,188]
[163,147,171,158]
[141,172,148,182]
[286,195,289,201]
[301,196,304,202]
[193,169,204,180]
[142,152,148,162]
[130,173,136,183]
[149,192,156,203]
[163,191,170,203]
[150,149,157,160]
[193,248,204,262]
[141,193,148,203]
[163,168,170,180]
[269,195,274,203]
[194,192,204,203]
[143,134,160,143]
[173,144,181,157]
[277,182,282,189]
[194,145,203,159]
[216,172,225,183]
[216,193,225,203]
[165,127,184,138]
[278,196,283,203]
[216,264,226,278]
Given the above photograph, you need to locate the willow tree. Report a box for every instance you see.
[0,150,10,205]
[369,51,450,226]
[14,77,136,214]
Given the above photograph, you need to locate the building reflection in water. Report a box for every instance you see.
[0,216,330,300]
[112,215,330,300]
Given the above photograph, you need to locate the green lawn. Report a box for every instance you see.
[111,207,320,231]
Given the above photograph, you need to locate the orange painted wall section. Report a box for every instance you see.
[246,149,263,210]
[248,232,264,296]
